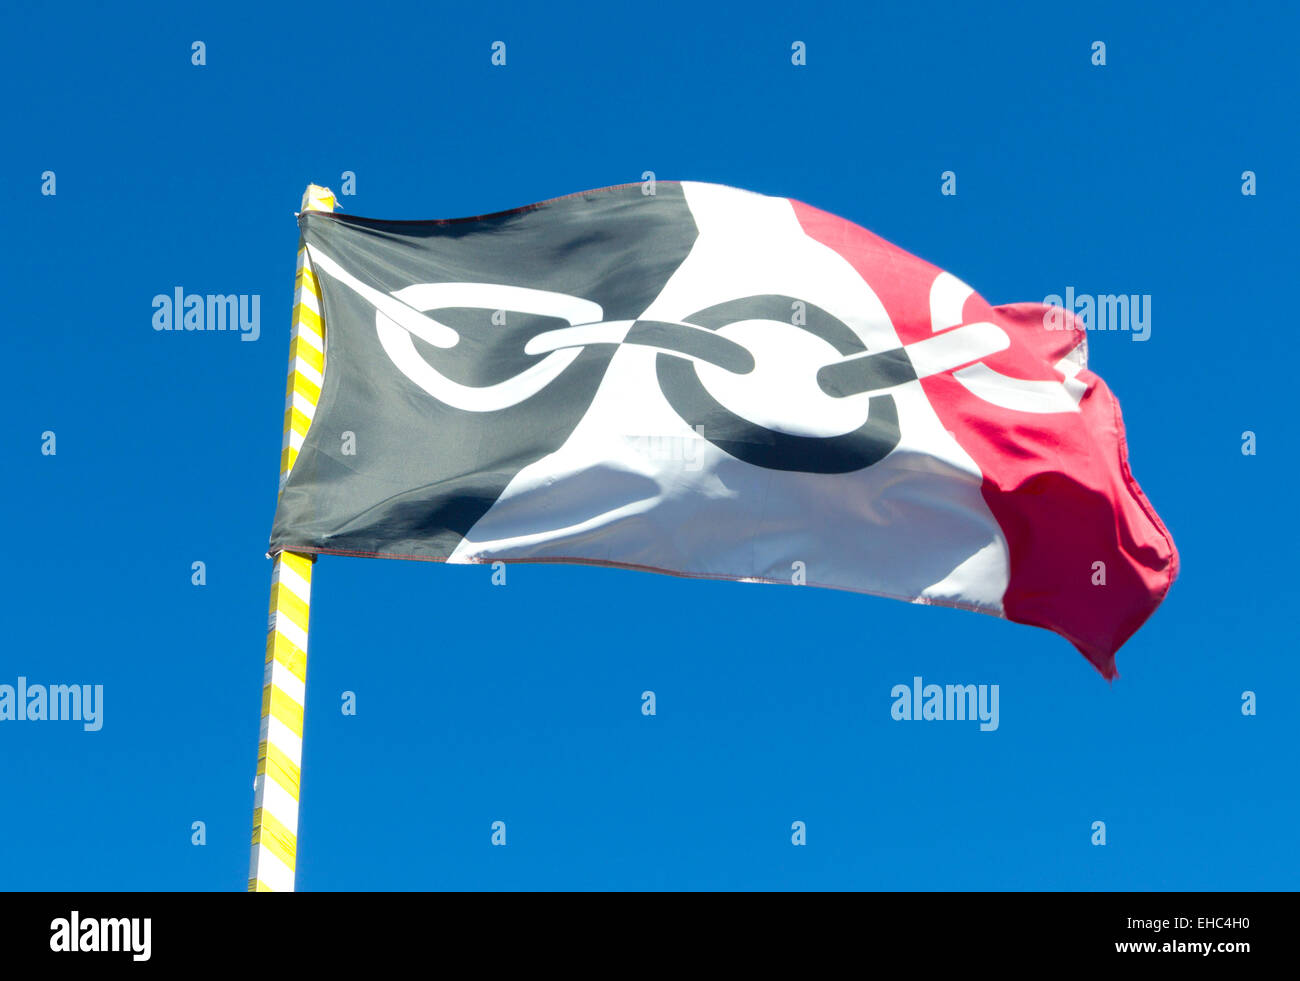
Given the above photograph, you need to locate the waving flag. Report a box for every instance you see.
[269,181,1177,677]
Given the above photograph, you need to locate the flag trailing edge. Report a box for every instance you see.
[270,180,1178,678]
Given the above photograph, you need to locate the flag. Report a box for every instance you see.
[269,181,1177,678]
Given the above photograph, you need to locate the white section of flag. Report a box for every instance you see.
[447,182,1010,611]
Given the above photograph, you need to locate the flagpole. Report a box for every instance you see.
[248,184,336,892]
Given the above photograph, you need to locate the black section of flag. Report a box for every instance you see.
[269,185,699,559]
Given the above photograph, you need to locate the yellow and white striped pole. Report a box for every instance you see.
[248,184,336,892]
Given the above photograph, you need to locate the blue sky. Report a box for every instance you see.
[1,0,1295,890]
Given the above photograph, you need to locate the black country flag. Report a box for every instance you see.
[269,181,1176,678]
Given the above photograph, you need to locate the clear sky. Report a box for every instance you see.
[1,0,1295,890]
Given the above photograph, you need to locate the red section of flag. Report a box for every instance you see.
[791,199,1178,678]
